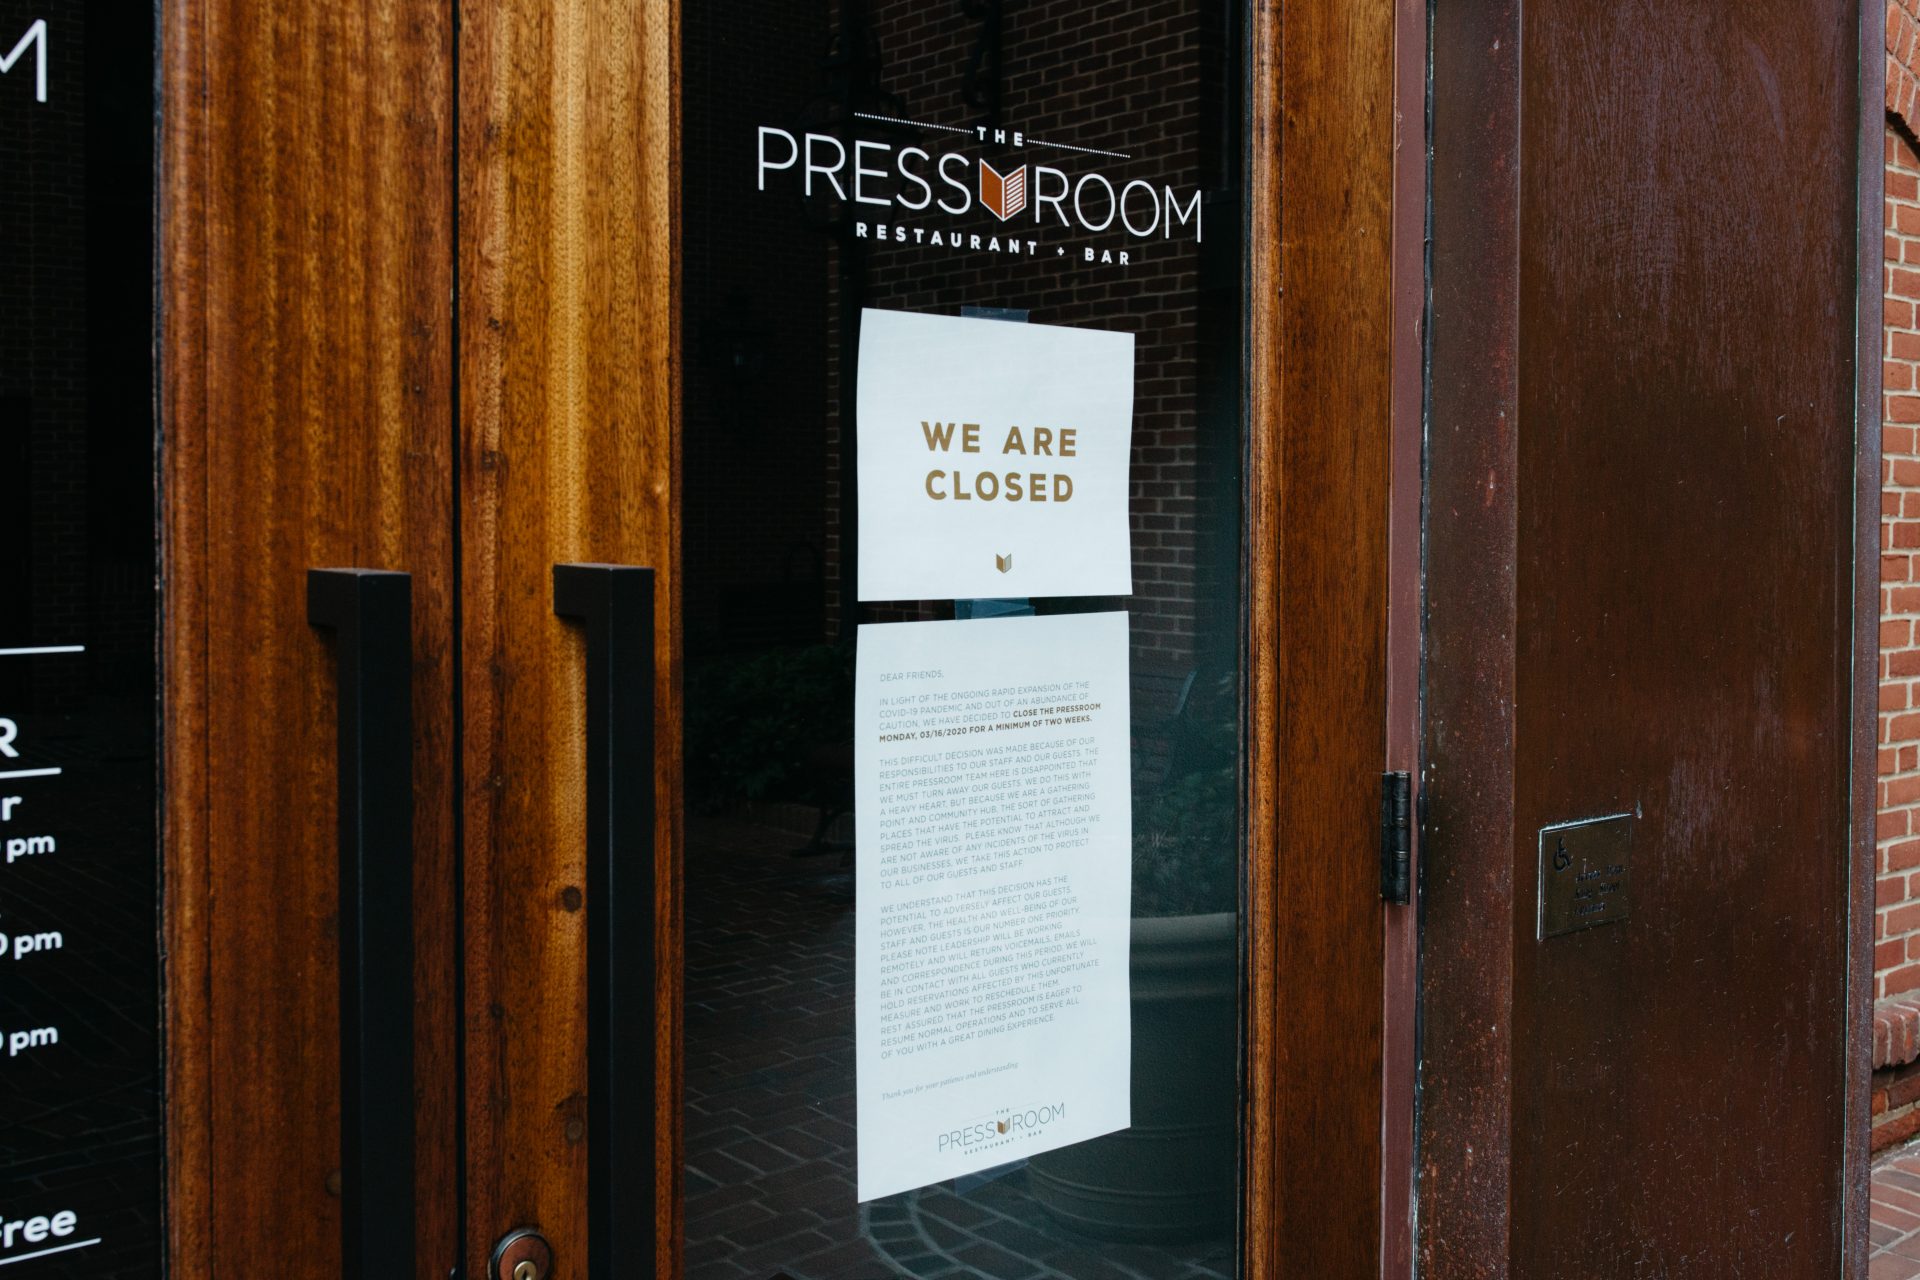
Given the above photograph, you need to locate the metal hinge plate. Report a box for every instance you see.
[1380,771,1412,904]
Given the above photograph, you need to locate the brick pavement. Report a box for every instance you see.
[685,813,1232,1280]
[1874,1142,1920,1276]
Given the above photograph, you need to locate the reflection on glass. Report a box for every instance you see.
[0,3,162,1275]
[683,1,1245,1275]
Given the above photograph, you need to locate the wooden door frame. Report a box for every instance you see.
[546,0,1413,1271]
[1848,0,1888,1256]
[1383,0,1429,1271]
[1252,0,1405,1275]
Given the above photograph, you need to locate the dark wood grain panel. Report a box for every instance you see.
[1418,2,1523,1274]
[160,5,212,1267]
[160,0,459,1275]
[1261,0,1397,1274]
[1510,3,1857,1273]
[456,0,682,1271]
[1422,2,1874,1276]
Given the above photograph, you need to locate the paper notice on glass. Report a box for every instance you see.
[854,612,1132,1202]
[857,308,1134,602]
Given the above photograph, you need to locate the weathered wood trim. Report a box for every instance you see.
[1417,1,1522,1273]
[1848,1,1888,1274]
[456,0,682,1270]
[1252,0,1397,1274]
[160,0,460,1272]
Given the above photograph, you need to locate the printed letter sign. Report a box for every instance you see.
[854,612,1133,1201]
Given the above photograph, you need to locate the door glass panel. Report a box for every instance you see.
[683,4,1246,1276]
[0,3,161,1273]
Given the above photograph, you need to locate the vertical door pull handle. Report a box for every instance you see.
[309,569,416,1280]
[553,564,657,1280]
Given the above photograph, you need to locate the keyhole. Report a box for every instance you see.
[488,1225,551,1280]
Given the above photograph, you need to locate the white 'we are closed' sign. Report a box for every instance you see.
[856,308,1135,602]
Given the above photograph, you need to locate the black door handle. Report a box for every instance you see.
[309,569,416,1280]
[553,564,658,1280]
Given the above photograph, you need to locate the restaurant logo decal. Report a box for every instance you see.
[935,1100,1069,1155]
[755,116,1202,266]
[979,161,1028,222]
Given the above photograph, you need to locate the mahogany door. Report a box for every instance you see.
[1420,1,1878,1277]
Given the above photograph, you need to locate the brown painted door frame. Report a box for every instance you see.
[159,0,1416,1275]
[1383,0,1430,1271]
[1416,2,1880,1277]
[1261,0,1426,1276]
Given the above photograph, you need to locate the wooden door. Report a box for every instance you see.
[454,0,680,1272]
[450,1,1410,1276]
[159,0,1413,1277]
[160,0,463,1274]
[446,1,1412,1276]
[1420,1,1878,1277]
[159,0,678,1269]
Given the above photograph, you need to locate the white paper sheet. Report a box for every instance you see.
[854,612,1132,1202]
[856,308,1135,602]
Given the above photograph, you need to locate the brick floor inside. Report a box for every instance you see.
[684,812,1235,1280]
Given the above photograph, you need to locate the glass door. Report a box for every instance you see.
[0,4,162,1272]
[152,0,1404,1273]
[680,4,1248,1276]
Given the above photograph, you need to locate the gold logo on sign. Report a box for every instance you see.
[995,553,1013,573]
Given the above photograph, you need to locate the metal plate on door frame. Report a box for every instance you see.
[1537,812,1634,940]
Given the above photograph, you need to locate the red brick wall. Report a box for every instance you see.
[1821,0,1920,1151]
[1880,123,1920,1000]
[1880,0,1920,1005]
[1894,0,1920,132]
[1881,0,1920,1004]
[821,0,1239,672]
[682,1,1240,677]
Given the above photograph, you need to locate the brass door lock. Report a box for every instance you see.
[489,1227,553,1280]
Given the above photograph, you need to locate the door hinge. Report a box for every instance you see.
[1380,771,1412,905]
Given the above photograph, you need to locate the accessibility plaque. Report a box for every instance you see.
[1537,813,1633,940]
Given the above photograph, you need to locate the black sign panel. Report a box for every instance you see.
[0,3,160,1275]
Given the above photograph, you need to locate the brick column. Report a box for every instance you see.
[1871,0,1920,1149]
